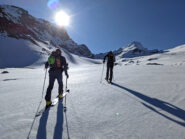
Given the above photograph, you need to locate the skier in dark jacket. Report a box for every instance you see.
[45,49,69,106]
[103,51,115,83]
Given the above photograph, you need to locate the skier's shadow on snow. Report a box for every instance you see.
[37,108,50,139]
[53,100,64,139]
[36,100,65,139]
[112,83,185,127]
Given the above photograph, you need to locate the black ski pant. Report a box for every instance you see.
[45,70,63,101]
[106,64,113,82]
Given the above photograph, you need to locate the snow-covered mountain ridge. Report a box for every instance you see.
[94,41,185,66]
[94,41,160,59]
[0,5,93,58]
[114,43,185,66]
[116,41,160,59]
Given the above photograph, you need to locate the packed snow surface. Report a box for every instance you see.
[0,62,185,139]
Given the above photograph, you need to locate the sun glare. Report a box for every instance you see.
[55,11,70,26]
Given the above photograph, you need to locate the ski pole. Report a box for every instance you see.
[64,77,70,110]
[65,77,70,92]
[112,68,114,81]
[41,68,47,98]
[100,63,105,83]
[27,68,47,139]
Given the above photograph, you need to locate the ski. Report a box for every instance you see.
[35,92,68,117]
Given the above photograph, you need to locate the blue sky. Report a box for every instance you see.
[1,0,185,54]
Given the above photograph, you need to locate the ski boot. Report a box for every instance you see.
[108,79,112,84]
[46,100,52,108]
[58,93,63,99]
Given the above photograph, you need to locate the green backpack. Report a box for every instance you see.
[48,51,62,68]
[48,56,55,65]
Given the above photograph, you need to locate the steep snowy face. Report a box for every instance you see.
[123,41,146,52]
[0,5,93,57]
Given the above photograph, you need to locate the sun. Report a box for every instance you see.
[55,11,70,26]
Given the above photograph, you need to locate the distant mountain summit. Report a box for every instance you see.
[115,41,160,59]
[94,41,160,59]
[0,5,93,58]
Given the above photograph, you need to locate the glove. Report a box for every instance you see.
[66,73,69,79]
[103,60,105,63]
[45,62,49,69]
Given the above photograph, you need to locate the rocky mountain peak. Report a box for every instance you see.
[0,5,93,58]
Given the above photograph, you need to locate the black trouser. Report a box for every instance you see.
[45,70,63,101]
[106,64,113,82]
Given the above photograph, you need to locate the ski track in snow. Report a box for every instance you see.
[0,64,185,139]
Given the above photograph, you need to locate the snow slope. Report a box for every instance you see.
[0,36,100,68]
[0,53,185,139]
[0,36,41,68]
